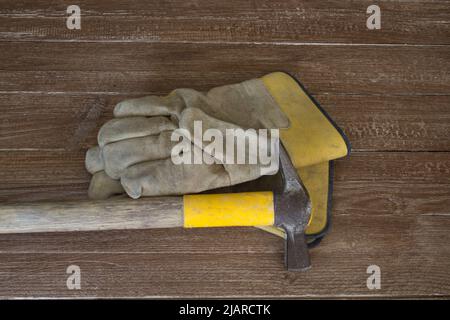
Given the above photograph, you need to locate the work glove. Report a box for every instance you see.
[85,78,289,199]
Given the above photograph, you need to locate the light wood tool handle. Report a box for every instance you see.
[0,197,183,234]
[0,192,275,234]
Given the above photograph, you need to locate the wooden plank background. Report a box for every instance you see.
[0,0,449,298]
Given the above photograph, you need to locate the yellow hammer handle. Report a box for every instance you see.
[183,192,275,228]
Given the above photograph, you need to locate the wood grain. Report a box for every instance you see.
[0,42,449,95]
[1,151,449,218]
[1,93,449,151]
[0,214,448,298]
[0,0,449,44]
[0,197,183,233]
[0,0,449,299]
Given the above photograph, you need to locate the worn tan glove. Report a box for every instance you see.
[86,78,289,199]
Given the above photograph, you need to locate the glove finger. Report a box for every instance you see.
[102,131,176,179]
[179,107,239,159]
[180,107,278,183]
[88,171,125,200]
[222,129,279,183]
[85,146,104,174]
[114,94,184,119]
[179,107,241,136]
[98,116,176,147]
[121,150,231,199]
[179,107,256,166]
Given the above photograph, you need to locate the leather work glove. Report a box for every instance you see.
[85,78,289,199]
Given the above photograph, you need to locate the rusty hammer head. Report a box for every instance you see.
[274,144,312,271]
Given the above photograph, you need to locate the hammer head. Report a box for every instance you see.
[274,144,312,271]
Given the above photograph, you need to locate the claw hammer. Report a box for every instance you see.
[0,144,312,271]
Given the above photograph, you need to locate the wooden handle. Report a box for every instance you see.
[0,196,183,234]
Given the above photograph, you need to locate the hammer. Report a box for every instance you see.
[0,145,312,271]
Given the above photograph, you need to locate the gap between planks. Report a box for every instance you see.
[1,91,450,97]
[1,39,450,47]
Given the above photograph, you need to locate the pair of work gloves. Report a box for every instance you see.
[86,77,289,200]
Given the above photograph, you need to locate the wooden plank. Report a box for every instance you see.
[322,94,450,152]
[0,0,448,300]
[0,0,449,44]
[1,151,449,219]
[2,150,449,187]
[0,151,89,203]
[334,152,450,184]
[0,93,113,151]
[0,214,448,298]
[0,227,286,254]
[0,42,449,95]
[1,93,449,151]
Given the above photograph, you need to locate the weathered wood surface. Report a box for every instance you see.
[1,93,449,151]
[0,0,449,44]
[1,42,449,95]
[0,214,448,298]
[1,151,449,214]
[0,0,449,298]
